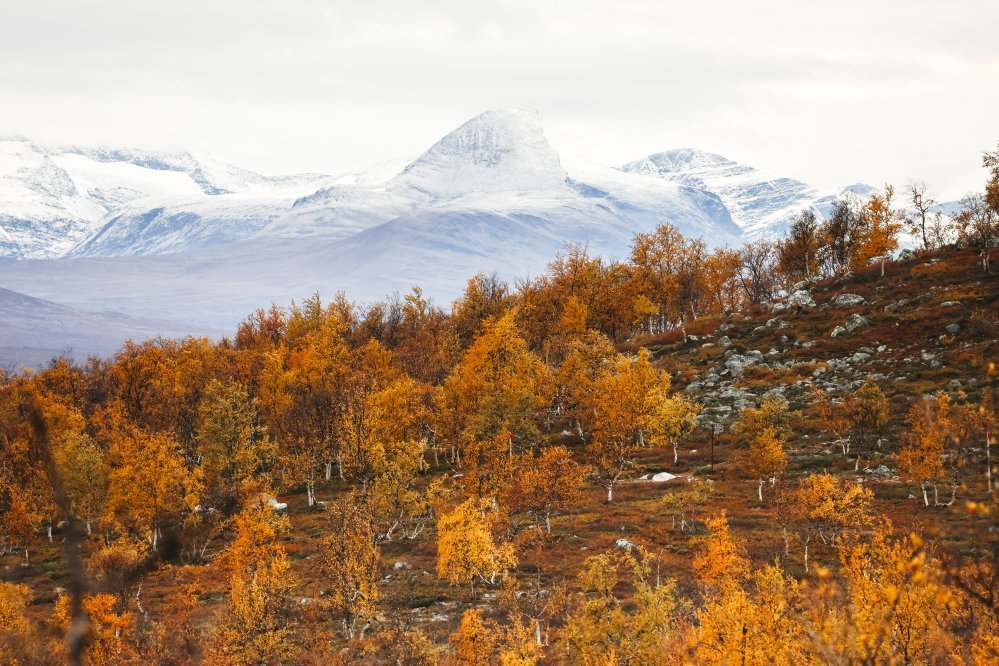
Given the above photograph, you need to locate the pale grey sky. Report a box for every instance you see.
[1,0,996,198]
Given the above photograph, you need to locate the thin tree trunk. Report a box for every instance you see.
[987,432,993,493]
[758,479,764,502]
[921,483,929,507]
[673,442,678,464]
[607,484,613,503]
[804,542,809,573]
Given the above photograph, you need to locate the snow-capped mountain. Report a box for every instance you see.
[267,110,739,245]
[621,148,883,238]
[0,135,330,259]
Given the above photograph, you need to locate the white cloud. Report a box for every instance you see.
[1,0,996,197]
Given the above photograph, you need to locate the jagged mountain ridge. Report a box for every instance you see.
[621,148,877,238]
[0,135,330,259]
[2,115,889,262]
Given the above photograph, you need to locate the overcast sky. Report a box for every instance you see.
[2,0,996,198]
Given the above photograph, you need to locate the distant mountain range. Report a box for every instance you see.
[0,286,223,369]
[0,109,948,365]
[0,135,330,259]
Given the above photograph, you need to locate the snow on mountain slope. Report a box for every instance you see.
[621,148,822,238]
[0,135,331,259]
[260,109,573,240]
[266,110,740,245]
[392,109,568,201]
[0,135,115,258]
[0,198,723,330]
[68,195,304,257]
[74,152,415,255]
[560,152,737,242]
[0,286,223,368]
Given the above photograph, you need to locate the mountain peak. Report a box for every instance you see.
[622,148,737,177]
[393,109,567,200]
[621,148,819,237]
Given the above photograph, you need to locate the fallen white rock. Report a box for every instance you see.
[638,472,679,482]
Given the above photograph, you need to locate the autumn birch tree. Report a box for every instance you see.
[897,395,951,506]
[318,494,380,640]
[587,349,665,502]
[646,387,701,465]
[437,498,516,598]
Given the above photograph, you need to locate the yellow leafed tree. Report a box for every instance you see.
[207,497,298,665]
[646,386,702,465]
[318,494,381,641]
[437,497,516,598]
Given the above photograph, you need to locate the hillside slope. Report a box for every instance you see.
[0,287,223,367]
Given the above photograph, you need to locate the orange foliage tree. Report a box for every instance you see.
[509,445,588,533]
[586,349,666,502]
[897,394,953,507]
